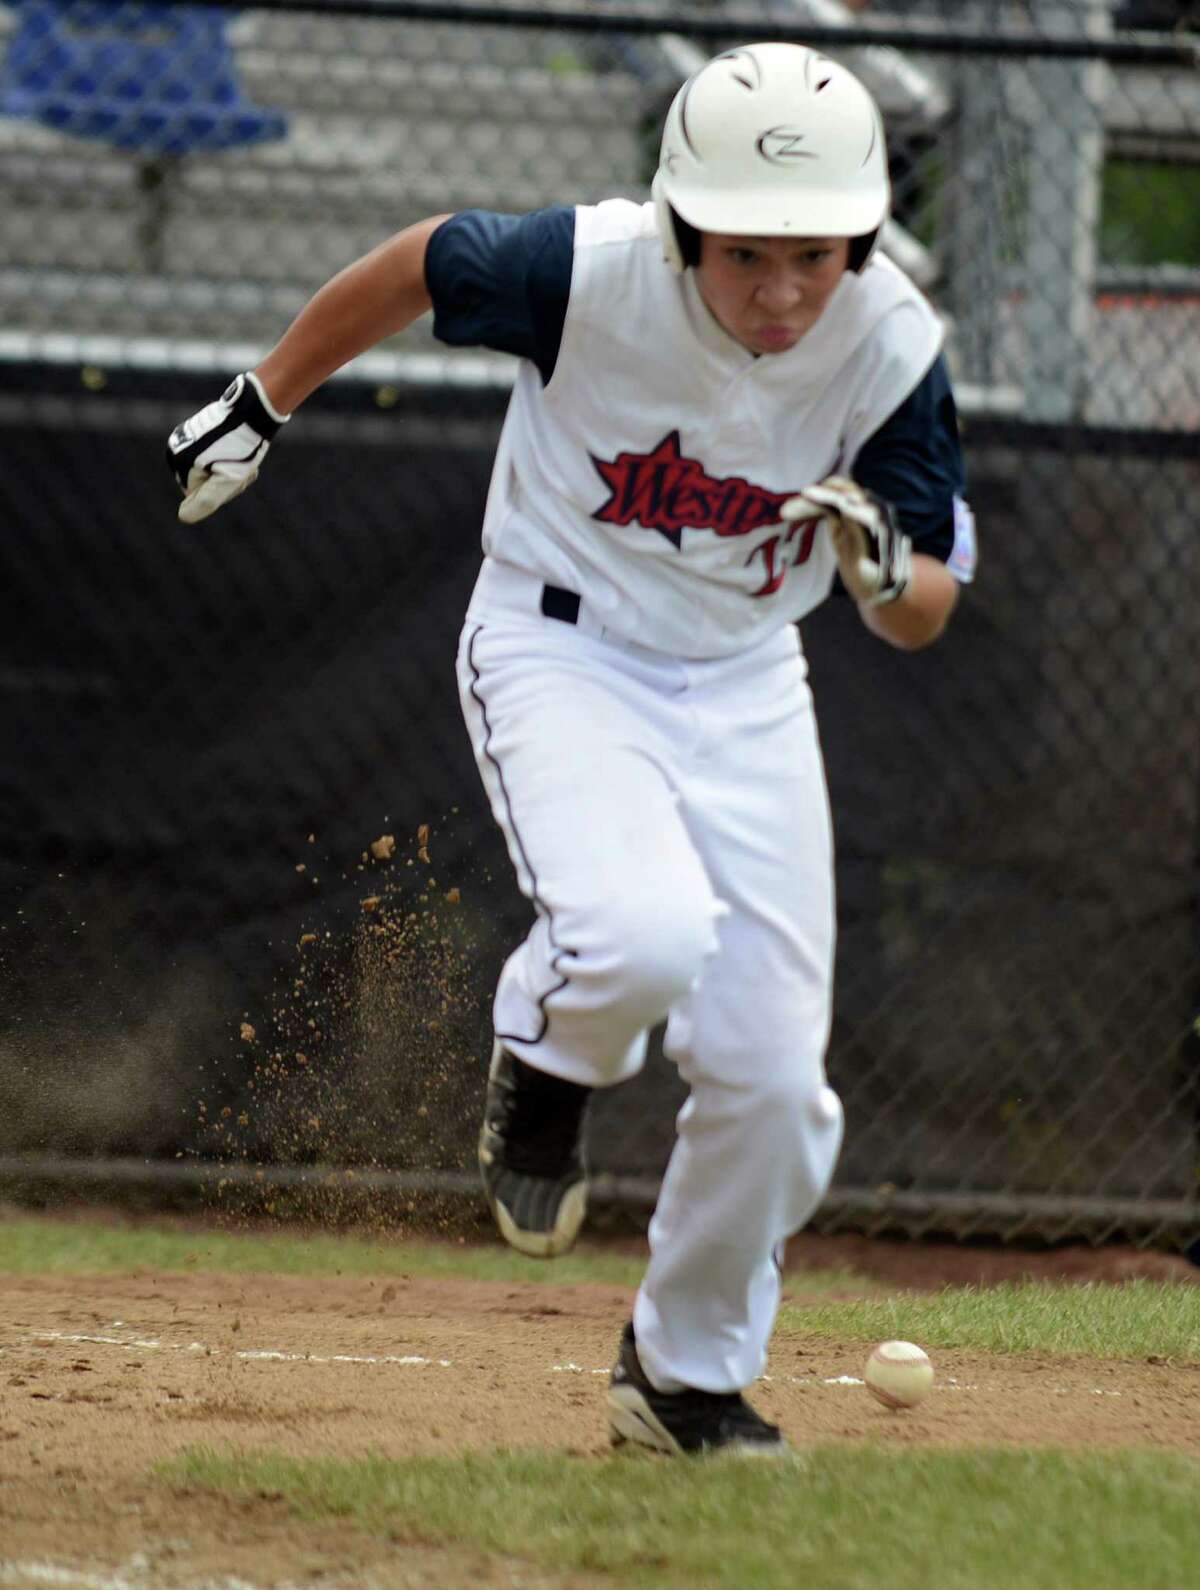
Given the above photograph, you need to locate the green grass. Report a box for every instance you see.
[0,1215,878,1293]
[0,1216,644,1286]
[781,1279,1200,1362]
[166,1445,1200,1590]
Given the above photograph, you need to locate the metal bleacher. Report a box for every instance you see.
[0,6,647,360]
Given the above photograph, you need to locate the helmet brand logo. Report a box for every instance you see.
[755,126,818,165]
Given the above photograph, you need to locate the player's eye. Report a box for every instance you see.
[727,247,759,266]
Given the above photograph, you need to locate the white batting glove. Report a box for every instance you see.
[166,371,289,523]
[782,476,912,607]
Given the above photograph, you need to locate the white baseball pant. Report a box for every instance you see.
[456,558,843,1394]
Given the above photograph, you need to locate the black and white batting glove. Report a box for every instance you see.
[782,476,912,607]
[166,371,289,523]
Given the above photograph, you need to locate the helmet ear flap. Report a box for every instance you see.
[652,170,686,273]
[652,172,703,274]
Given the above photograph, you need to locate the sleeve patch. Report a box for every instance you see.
[947,494,977,584]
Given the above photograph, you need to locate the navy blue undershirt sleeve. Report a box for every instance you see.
[852,353,965,563]
[423,207,575,385]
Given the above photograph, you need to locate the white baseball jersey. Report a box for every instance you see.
[427,198,967,659]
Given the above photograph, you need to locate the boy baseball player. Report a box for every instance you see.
[169,42,976,1456]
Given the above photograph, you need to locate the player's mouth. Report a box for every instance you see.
[752,325,801,353]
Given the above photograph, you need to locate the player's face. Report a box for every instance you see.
[695,234,852,356]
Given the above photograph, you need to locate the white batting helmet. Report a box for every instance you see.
[652,42,890,273]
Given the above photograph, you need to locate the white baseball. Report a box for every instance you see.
[864,1340,934,1409]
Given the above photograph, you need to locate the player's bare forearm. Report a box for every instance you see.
[253,215,451,414]
[858,553,959,650]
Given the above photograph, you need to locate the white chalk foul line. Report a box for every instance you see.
[549,1364,885,1388]
[238,1350,452,1367]
[32,1332,168,1352]
[549,1364,1123,1397]
[550,1363,880,1387]
[0,1563,282,1590]
[22,1333,1123,1399]
[0,1563,137,1589]
[29,1330,451,1369]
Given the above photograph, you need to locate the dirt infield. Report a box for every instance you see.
[2,1231,1198,1588]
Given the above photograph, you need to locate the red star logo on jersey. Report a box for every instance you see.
[591,431,800,549]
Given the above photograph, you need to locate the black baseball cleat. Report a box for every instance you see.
[607,1322,788,1457]
[478,1040,592,1258]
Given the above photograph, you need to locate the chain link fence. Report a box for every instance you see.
[1,0,1198,1248]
